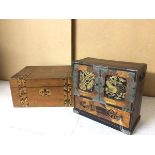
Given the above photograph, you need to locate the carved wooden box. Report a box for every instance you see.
[10,66,72,107]
[73,58,147,134]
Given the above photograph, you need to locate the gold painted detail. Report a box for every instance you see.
[106,109,122,120]
[16,69,32,107]
[104,75,127,101]
[64,78,72,106]
[79,70,95,92]
[39,88,51,96]
[80,101,122,121]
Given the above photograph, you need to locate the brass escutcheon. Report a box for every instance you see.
[39,88,51,96]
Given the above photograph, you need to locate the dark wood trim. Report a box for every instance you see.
[71,19,76,63]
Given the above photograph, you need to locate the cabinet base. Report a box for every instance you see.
[73,108,140,135]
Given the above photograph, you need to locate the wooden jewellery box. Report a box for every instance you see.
[10,66,72,107]
[73,57,147,134]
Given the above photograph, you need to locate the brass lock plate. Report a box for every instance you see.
[39,88,51,96]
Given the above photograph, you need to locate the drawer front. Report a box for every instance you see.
[75,96,131,128]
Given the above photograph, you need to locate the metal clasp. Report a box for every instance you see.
[39,88,51,96]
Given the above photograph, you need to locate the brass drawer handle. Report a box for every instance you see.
[39,88,51,96]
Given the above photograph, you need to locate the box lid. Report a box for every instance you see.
[10,66,71,88]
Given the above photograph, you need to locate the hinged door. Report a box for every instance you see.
[73,63,100,102]
[73,63,137,112]
[100,68,137,111]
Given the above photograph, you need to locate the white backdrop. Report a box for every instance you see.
[0,80,155,155]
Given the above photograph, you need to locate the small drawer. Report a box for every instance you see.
[75,96,131,128]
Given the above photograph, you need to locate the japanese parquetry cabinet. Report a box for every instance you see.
[73,58,147,134]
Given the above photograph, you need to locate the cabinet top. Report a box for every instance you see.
[74,57,147,72]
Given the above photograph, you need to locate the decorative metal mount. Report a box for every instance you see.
[39,88,51,96]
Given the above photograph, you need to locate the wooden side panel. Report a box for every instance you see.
[75,96,131,128]
[130,65,147,128]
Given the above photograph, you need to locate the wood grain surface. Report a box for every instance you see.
[10,66,73,107]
